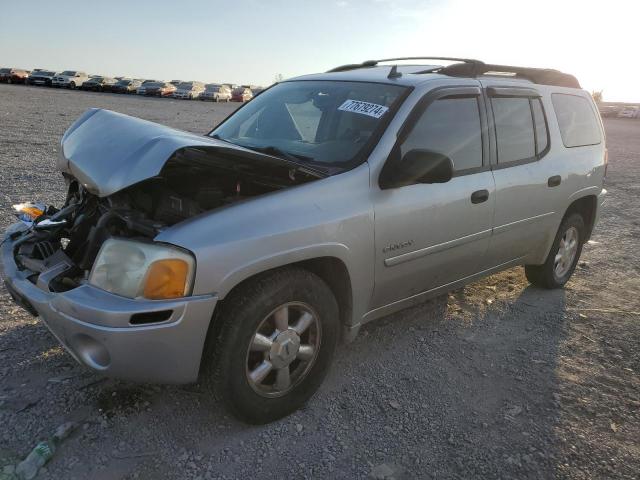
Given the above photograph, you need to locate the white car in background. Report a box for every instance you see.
[617,106,639,118]
[51,71,90,89]
[172,81,205,99]
[200,83,232,102]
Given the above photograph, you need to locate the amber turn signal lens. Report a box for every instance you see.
[143,259,190,300]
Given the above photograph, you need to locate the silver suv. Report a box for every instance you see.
[1,57,607,423]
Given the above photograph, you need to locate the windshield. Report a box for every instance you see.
[0,68,11,74]
[147,82,164,88]
[116,80,131,85]
[206,84,220,91]
[210,80,407,168]
[177,82,193,89]
[60,71,77,76]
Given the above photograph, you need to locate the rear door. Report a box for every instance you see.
[372,85,495,308]
[480,81,561,267]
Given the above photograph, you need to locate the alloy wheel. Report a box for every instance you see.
[554,226,579,278]
[245,302,321,398]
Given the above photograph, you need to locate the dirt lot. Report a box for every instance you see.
[0,84,638,479]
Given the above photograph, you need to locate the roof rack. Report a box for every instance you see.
[327,57,581,89]
[440,62,581,88]
[327,56,482,73]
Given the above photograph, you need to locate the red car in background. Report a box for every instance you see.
[231,87,253,102]
[0,68,29,84]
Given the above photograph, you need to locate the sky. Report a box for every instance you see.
[1,0,639,102]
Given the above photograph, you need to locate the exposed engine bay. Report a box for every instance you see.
[8,146,320,293]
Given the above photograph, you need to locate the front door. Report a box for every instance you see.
[371,85,495,309]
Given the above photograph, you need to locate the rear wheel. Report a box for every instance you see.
[525,213,585,289]
[202,267,339,424]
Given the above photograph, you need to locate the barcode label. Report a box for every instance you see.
[338,99,389,119]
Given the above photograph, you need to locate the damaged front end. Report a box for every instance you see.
[7,108,323,300]
[1,108,324,383]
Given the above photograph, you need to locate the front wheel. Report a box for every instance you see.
[69,82,76,89]
[202,267,339,424]
[525,213,585,289]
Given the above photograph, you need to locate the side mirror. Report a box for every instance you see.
[379,149,454,189]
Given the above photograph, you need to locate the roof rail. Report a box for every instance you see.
[327,56,482,73]
[327,57,581,89]
[440,62,580,88]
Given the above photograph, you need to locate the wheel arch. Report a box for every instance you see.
[565,193,598,241]
[532,192,599,266]
[199,255,355,377]
[206,253,354,345]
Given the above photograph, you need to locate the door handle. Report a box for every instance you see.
[548,175,561,187]
[471,189,489,204]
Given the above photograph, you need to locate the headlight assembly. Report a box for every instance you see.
[89,239,195,300]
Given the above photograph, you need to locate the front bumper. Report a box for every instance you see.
[1,223,218,384]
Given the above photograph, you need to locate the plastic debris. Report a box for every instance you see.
[15,442,54,480]
[13,422,77,480]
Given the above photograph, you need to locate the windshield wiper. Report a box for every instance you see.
[210,133,233,144]
[250,145,311,163]
[209,137,331,178]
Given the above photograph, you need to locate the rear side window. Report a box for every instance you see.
[551,94,601,147]
[492,97,535,162]
[491,96,550,163]
[401,97,483,171]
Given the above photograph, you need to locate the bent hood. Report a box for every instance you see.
[58,108,321,197]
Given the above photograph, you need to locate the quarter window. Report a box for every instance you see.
[551,94,601,147]
[401,97,483,171]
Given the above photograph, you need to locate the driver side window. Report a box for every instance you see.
[401,96,483,172]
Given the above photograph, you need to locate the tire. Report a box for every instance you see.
[202,267,339,424]
[70,82,76,89]
[525,213,585,289]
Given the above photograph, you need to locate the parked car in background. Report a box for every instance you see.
[200,83,232,102]
[80,76,117,92]
[26,70,58,87]
[617,106,639,119]
[598,105,620,118]
[170,80,182,86]
[231,87,253,102]
[111,79,142,94]
[0,68,30,84]
[136,80,160,95]
[143,81,176,97]
[172,81,205,99]
[51,71,90,89]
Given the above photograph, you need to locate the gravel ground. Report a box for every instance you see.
[0,83,638,480]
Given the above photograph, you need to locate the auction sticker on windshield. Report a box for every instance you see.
[338,99,389,119]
